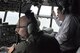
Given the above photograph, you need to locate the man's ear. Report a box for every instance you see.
[62,8,65,14]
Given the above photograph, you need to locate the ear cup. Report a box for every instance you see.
[27,23,34,34]
[27,19,40,35]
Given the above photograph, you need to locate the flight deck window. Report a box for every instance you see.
[52,7,60,32]
[30,5,38,14]
[5,11,25,25]
[52,19,60,32]
[0,11,5,23]
[38,6,59,32]
[38,18,50,30]
[29,5,59,32]
[39,5,51,17]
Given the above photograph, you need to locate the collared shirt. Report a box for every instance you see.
[55,14,71,44]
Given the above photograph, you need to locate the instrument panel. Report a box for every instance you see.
[0,24,17,47]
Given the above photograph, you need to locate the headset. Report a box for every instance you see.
[25,10,40,35]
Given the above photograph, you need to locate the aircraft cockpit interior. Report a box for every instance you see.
[0,0,80,53]
[0,0,60,47]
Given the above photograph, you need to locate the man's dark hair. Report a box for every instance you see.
[58,0,73,14]
[25,10,37,23]
[58,6,63,12]
[25,10,34,19]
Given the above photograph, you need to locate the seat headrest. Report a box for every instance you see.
[43,27,53,34]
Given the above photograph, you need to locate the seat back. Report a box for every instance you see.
[42,27,53,34]
[27,31,61,53]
